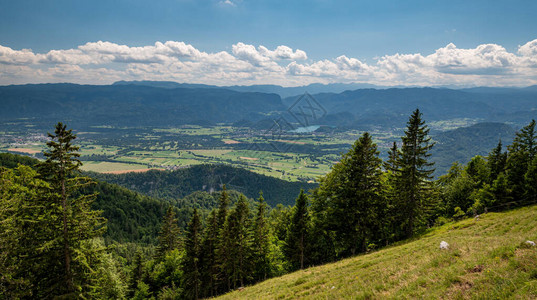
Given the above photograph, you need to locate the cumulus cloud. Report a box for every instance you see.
[1,39,537,86]
[218,0,236,6]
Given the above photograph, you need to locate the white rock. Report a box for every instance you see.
[440,241,449,250]
[525,240,536,247]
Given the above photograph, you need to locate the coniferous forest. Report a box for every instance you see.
[2,109,537,299]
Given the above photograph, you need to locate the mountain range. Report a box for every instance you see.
[1,82,536,130]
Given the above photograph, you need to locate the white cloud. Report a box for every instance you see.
[219,0,236,6]
[1,39,537,87]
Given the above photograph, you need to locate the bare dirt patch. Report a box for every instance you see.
[277,140,306,145]
[223,139,241,144]
[8,148,41,154]
[240,156,258,161]
[103,168,163,174]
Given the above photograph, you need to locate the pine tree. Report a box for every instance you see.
[215,185,230,293]
[488,140,507,184]
[200,210,219,298]
[284,189,310,270]
[383,141,401,244]
[308,188,336,266]
[0,166,53,298]
[182,208,202,300]
[216,185,230,228]
[127,251,144,298]
[251,192,270,281]
[155,206,182,260]
[507,120,537,199]
[324,132,384,256]
[384,141,399,172]
[395,109,435,238]
[524,155,537,200]
[38,122,106,296]
[219,195,251,290]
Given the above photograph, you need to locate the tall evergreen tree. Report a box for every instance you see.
[215,185,230,293]
[0,166,52,298]
[308,188,336,266]
[384,141,399,172]
[219,195,251,290]
[284,189,310,270]
[394,109,435,238]
[127,251,144,298]
[324,132,384,256]
[507,120,537,199]
[524,155,537,200]
[38,122,106,297]
[488,140,507,184]
[216,185,230,228]
[200,210,219,298]
[251,192,271,281]
[155,207,182,260]
[182,209,202,300]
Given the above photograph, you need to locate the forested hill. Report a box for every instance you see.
[0,152,169,243]
[0,153,295,242]
[91,164,317,207]
[431,122,516,175]
[0,83,284,128]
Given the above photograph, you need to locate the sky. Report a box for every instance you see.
[1,0,537,87]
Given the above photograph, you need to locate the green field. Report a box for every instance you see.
[218,205,537,299]
[0,121,471,182]
[80,161,152,173]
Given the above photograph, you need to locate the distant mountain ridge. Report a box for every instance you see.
[1,82,537,130]
[112,80,384,98]
[0,83,284,128]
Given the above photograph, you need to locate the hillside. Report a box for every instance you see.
[218,205,537,299]
[90,164,317,207]
[431,122,516,175]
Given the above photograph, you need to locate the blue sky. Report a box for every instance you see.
[1,0,537,86]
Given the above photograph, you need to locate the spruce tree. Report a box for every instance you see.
[308,188,336,266]
[325,132,383,256]
[284,189,310,270]
[524,155,537,200]
[384,141,399,172]
[127,251,144,298]
[488,140,507,184]
[0,166,52,298]
[395,109,435,238]
[215,185,230,293]
[507,120,537,199]
[251,192,270,281]
[216,185,230,228]
[219,195,251,290]
[182,208,202,300]
[155,206,182,260]
[38,122,106,296]
[200,210,219,298]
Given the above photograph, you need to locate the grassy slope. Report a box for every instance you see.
[219,206,537,299]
